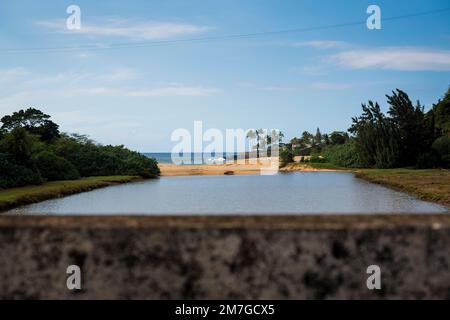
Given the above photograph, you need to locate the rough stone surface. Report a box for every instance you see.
[0,215,449,299]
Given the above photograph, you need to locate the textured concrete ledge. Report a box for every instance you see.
[0,214,449,299]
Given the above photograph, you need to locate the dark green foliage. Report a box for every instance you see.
[349,100,400,168]
[432,135,450,167]
[416,152,439,169]
[348,89,440,168]
[323,140,362,168]
[0,127,38,165]
[314,128,322,146]
[329,131,349,145]
[0,108,160,189]
[52,135,160,178]
[323,134,330,145]
[0,153,42,189]
[309,155,326,163]
[33,151,80,181]
[290,129,348,156]
[283,88,448,170]
[1,108,60,142]
[279,148,293,167]
[432,87,450,134]
[386,90,431,166]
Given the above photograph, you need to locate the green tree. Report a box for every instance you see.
[1,108,60,141]
[246,129,265,158]
[0,127,37,165]
[387,89,430,166]
[431,87,450,135]
[279,148,293,167]
[0,153,42,189]
[349,100,399,168]
[329,131,349,145]
[432,136,450,167]
[323,133,330,145]
[323,140,362,168]
[33,151,80,181]
[314,128,322,146]
[300,131,313,147]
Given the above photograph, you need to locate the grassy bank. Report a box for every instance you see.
[307,162,351,170]
[0,176,141,212]
[356,169,450,208]
[280,162,351,171]
[282,162,449,208]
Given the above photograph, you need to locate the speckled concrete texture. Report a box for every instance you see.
[0,215,449,299]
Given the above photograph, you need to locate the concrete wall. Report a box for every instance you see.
[0,215,449,299]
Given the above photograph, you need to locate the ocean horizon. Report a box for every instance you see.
[144,152,239,164]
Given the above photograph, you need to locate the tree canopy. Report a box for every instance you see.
[0,108,160,189]
[1,108,60,141]
[281,87,450,169]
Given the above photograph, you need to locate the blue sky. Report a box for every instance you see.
[0,0,449,151]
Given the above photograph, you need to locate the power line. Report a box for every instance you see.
[1,7,449,54]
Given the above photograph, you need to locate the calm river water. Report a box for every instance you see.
[6,172,448,215]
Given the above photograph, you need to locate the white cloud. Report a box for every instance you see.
[292,40,349,49]
[0,67,219,106]
[331,47,450,71]
[0,67,29,82]
[127,86,219,97]
[260,86,298,92]
[37,19,211,40]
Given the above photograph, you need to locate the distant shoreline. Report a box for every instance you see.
[159,161,341,176]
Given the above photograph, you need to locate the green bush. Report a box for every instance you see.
[323,141,362,168]
[416,152,440,169]
[310,155,326,163]
[124,154,160,178]
[0,153,42,189]
[33,151,80,181]
[0,109,161,189]
[431,135,450,167]
[52,136,160,178]
[279,148,293,167]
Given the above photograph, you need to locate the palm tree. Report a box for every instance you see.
[278,131,284,144]
[246,129,262,159]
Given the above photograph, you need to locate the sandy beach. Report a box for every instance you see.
[278,163,343,172]
[159,162,266,176]
[159,158,281,176]
[158,158,339,176]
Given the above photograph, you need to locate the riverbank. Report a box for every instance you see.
[356,168,450,209]
[2,162,448,212]
[281,162,450,209]
[279,162,347,172]
[0,176,141,212]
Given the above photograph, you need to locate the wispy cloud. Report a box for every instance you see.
[310,82,353,90]
[37,19,211,40]
[292,40,349,49]
[260,86,298,92]
[330,47,450,71]
[0,67,219,106]
[0,85,219,103]
[291,65,328,76]
[0,67,29,83]
[127,86,219,97]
